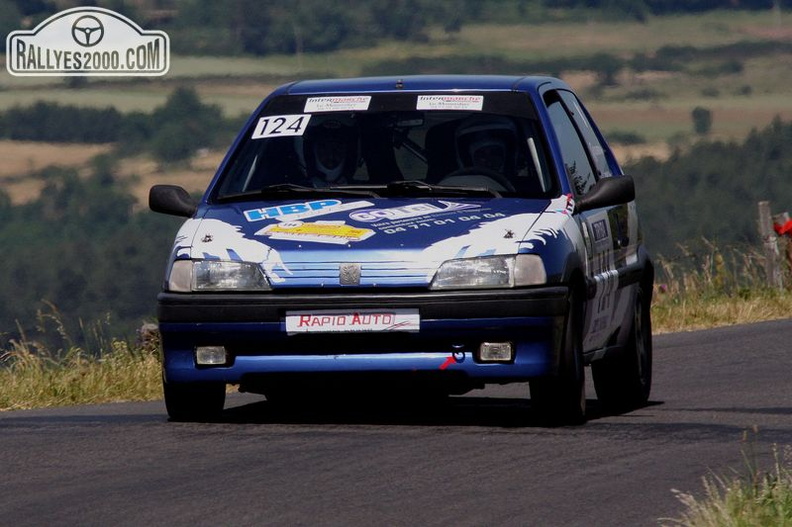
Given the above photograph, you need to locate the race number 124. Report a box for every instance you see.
[251,114,312,139]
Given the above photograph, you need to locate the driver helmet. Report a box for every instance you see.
[455,116,519,176]
[300,117,359,186]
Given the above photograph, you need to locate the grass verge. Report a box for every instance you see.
[662,429,792,526]
[0,325,161,411]
[652,287,792,335]
[652,240,792,333]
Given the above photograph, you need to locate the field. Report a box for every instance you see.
[1,9,791,203]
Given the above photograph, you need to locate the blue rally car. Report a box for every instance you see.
[150,75,654,424]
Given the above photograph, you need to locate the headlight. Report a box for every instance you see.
[430,254,546,290]
[168,260,271,292]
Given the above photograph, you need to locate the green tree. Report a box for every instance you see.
[0,161,184,349]
[590,52,623,86]
[149,86,224,164]
[0,0,21,53]
[627,117,792,259]
[692,106,713,135]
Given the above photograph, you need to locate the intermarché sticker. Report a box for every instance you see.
[6,6,169,76]
[304,96,371,112]
[416,95,484,111]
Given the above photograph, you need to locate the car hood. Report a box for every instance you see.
[173,196,574,288]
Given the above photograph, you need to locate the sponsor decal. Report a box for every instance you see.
[591,219,609,242]
[304,96,371,112]
[519,196,579,250]
[374,210,506,235]
[285,309,420,334]
[420,213,533,264]
[257,221,375,244]
[416,95,484,111]
[6,6,169,76]
[251,114,311,139]
[244,199,373,222]
[547,194,575,215]
[350,200,479,223]
[180,218,292,282]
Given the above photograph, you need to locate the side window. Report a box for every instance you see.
[545,94,597,196]
[559,90,614,179]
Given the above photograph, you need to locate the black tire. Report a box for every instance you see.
[530,287,586,426]
[591,282,652,412]
[163,378,226,422]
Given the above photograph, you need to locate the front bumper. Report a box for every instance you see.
[158,287,570,385]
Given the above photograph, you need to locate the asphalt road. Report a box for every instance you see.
[2,319,792,527]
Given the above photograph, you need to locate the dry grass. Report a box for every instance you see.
[0,141,112,203]
[117,149,224,207]
[651,240,792,334]
[0,304,163,411]
[0,140,222,206]
[0,319,162,412]
[652,290,792,334]
[662,430,792,527]
[0,339,161,411]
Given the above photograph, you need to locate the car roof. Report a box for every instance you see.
[278,74,569,96]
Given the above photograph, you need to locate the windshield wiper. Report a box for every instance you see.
[218,183,380,202]
[384,180,501,198]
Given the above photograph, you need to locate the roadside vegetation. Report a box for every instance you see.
[651,240,792,333]
[0,305,161,411]
[662,430,792,527]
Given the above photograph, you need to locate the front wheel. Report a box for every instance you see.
[530,287,586,426]
[592,283,652,412]
[163,377,226,422]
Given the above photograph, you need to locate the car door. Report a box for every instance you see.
[544,89,626,352]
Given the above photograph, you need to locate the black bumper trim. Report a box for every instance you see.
[157,287,570,323]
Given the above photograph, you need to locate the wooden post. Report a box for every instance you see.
[758,201,783,289]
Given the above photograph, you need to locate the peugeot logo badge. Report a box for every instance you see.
[339,263,361,285]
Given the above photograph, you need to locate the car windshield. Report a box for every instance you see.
[213,91,556,201]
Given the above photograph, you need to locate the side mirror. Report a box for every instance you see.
[149,185,198,217]
[575,175,635,214]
